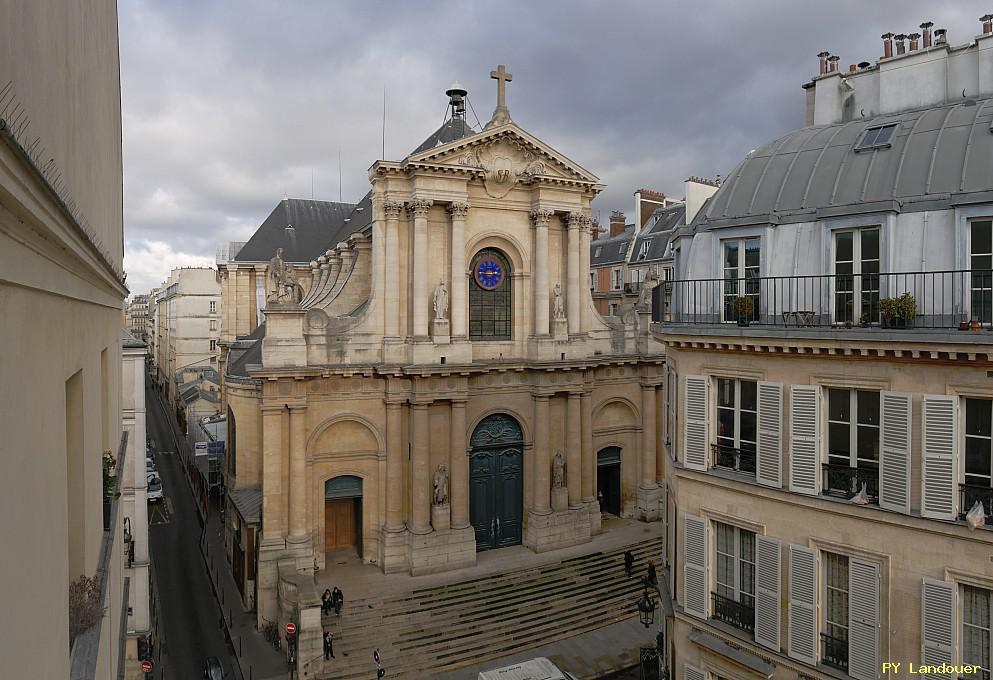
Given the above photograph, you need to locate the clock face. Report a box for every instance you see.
[474,258,505,290]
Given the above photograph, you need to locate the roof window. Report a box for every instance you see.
[857,124,896,150]
[594,246,602,257]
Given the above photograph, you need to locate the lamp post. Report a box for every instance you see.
[638,577,656,628]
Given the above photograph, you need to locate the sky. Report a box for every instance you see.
[119,1,985,294]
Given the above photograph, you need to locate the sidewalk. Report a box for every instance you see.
[434,615,655,680]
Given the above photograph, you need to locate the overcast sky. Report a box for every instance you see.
[120,1,984,294]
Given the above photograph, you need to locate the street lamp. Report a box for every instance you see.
[638,577,656,628]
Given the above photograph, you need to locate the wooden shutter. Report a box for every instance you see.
[684,665,705,680]
[848,559,880,680]
[880,391,912,513]
[757,382,783,488]
[789,385,820,495]
[683,513,708,619]
[787,544,818,665]
[921,578,956,680]
[754,535,782,652]
[683,376,708,471]
[921,395,957,520]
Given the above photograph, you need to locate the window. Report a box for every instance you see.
[722,238,760,322]
[964,398,993,514]
[608,303,618,316]
[594,246,602,258]
[589,272,596,292]
[611,269,622,290]
[665,363,677,450]
[713,522,755,633]
[825,389,879,502]
[469,248,512,340]
[209,319,217,331]
[637,239,652,260]
[823,552,850,671]
[857,124,896,149]
[962,585,992,680]
[834,228,879,325]
[210,340,217,352]
[714,378,757,474]
[972,220,992,325]
[630,268,643,285]
[210,300,217,313]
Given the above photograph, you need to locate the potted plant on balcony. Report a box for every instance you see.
[880,293,916,329]
[731,296,753,327]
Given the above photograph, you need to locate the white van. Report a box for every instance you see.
[477,657,577,680]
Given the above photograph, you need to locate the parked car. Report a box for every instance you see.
[146,474,163,503]
[203,656,225,680]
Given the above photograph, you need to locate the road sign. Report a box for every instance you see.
[374,648,381,665]
[140,659,153,673]
[286,622,296,635]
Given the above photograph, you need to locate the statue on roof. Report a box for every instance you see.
[266,247,302,305]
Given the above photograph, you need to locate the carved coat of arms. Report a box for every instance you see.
[458,138,548,199]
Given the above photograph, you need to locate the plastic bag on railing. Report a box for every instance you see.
[966,500,987,530]
[850,483,870,505]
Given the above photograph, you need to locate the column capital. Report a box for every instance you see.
[566,211,586,230]
[383,200,403,219]
[406,198,433,217]
[449,397,468,407]
[447,201,470,218]
[529,208,553,227]
[640,379,664,389]
[287,403,309,412]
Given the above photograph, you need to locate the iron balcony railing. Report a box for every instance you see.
[711,592,755,633]
[711,444,756,475]
[821,632,849,671]
[652,269,993,329]
[960,483,993,519]
[822,463,879,503]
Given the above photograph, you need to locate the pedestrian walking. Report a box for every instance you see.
[321,588,333,615]
[624,550,634,577]
[331,586,343,618]
[647,560,657,586]
[323,631,334,660]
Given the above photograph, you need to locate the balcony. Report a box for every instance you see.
[960,483,993,519]
[652,269,993,337]
[712,444,756,475]
[821,632,849,672]
[625,281,642,293]
[822,463,879,503]
[711,592,754,633]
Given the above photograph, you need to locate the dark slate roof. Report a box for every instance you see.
[229,486,262,524]
[590,225,635,267]
[411,118,475,155]
[694,96,993,230]
[227,323,265,379]
[235,199,357,263]
[630,204,685,264]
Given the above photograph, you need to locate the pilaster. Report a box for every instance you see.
[529,209,552,337]
[408,199,432,339]
[409,400,432,534]
[566,211,582,335]
[448,202,469,341]
[383,201,403,340]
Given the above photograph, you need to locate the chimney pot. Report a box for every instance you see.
[881,32,894,59]
[921,21,933,47]
[983,15,993,34]
[935,28,947,45]
[849,64,857,73]
[909,32,920,50]
[895,33,907,55]
[817,51,830,75]
[609,210,626,238]
[827,55,840,72]
[858,61,871,71]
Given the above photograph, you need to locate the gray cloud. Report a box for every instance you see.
[121,0,985,293]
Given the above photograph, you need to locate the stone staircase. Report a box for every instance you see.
[308,535,662,679]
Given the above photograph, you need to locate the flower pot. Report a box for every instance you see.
[972,320,982,332]
[960,321,971,331]
[737,318,749,327]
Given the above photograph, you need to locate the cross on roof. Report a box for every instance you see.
[490,64,512,109]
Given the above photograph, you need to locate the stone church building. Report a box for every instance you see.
[220,68,664,625]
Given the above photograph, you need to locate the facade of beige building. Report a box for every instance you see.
[653,23,993,680]
[220,77,666,635]
[0,1,128,677]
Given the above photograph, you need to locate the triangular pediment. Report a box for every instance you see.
[404,122,600,184]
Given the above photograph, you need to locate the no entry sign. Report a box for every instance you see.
[285,622,297,635]
[140,659,153,673]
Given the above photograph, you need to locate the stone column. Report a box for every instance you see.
[261,405,286,539]
[448,202,469,340]
[566,392,582,508]
[579,216,592,333]
[450,399,469,528]
[581,389,594,503]
[640,382,657,488]
[383,201,403,338]
[533,394,551,513]
[410,401,431,533]
[530,209,552,337]
[566,212,582,335]
[385,401,404,531]
[288,404,308,542]
[408,199,432,339]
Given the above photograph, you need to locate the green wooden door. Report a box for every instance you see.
[469,414,523,551]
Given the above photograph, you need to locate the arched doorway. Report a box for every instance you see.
[324,475,362,557]
[597,447,622,517]
[469,413,524,550]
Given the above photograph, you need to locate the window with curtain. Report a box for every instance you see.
[714,521,755,632]
[824,551,850,670]
[825,389,880,501]
[963,585,992,680]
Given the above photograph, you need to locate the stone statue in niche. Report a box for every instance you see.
[433,464,449,506]
[552,282,565,319]
[433,281,449,320]
[552,451,566,489]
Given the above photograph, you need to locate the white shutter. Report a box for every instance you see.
[848,559,880,680]
[683,375,708,471]
[684,665,705,680]
[754,535,782,652]
[921,395,958,520]
[683,513,708,619]
[757,382,783,488]
[787,544,818,665]
[789,385,820,495]
[921,578,956,680]
[879,391,912,513]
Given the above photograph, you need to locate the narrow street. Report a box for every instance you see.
[145,375,238,680]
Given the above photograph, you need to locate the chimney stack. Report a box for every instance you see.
[983,15,993,34]
[828,55,840,72]
[609,210,626,238]
[895,33,907,55]
[849,63,857,73]
[909,32,920,50]
[590,219,602,240]
[881,33,894,59]
[817,51,830,75]
[858,61,871,71]
[921,21,933,48]
[935,28,947,45]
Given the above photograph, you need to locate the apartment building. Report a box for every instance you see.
[652,19,993,680]
[126,294,149,342]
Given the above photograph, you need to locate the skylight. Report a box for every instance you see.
[858,124,896,149]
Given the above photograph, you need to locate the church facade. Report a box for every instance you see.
[221,69,664,623]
